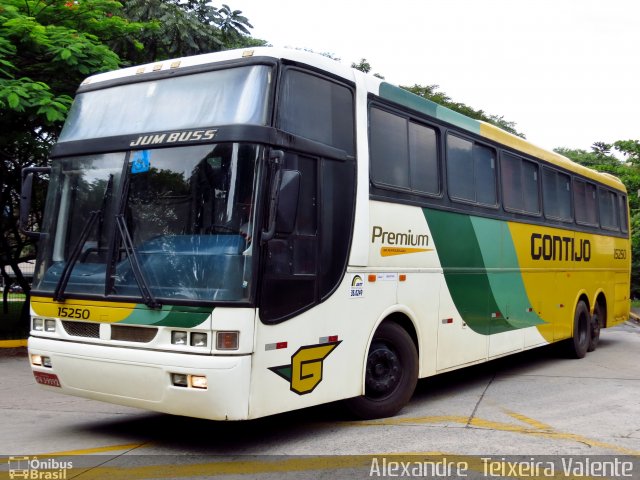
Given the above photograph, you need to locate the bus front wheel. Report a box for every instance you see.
[345,322,418,419]
[566,300,591,359]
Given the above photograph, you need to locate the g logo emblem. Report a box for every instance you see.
[269,341,341,395]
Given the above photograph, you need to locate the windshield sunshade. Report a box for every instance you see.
[59,65,272,142]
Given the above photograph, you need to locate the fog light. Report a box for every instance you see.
[171,331,188,345]
[42,356,52,368]
[45,319,56,333]
[171,373,188,387]
[216,331,239,350]
[31,354,43,366]
[190,375,208,389]
[33,318,44,331]
[190,332,208,347]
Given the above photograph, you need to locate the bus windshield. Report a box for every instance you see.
[33,143,261,303]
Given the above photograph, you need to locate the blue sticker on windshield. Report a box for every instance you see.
[131,150,150,174]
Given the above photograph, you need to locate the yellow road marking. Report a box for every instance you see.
[0,339,27,348]
[0,444,146,467]
[343,411,640,456]
[4,412,636,479]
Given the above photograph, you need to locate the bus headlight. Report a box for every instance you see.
[171,331,188,345]
[45,319,56,333]
[190,332,208,347]
[33,318,44,331]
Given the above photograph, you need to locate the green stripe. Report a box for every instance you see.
[424,209,544,334]
[379,83,481,134]
[120,304,212,328]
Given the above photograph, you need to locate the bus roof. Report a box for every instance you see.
[81,47,625,193]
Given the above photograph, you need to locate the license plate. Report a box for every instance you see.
[33,371,61,388]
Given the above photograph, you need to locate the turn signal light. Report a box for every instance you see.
[216,331,239,350]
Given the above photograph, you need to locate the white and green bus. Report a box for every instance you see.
[23,48,631,420]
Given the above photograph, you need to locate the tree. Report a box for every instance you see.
[351,58,384,79]
[119,0,264,63]
[0,0,261,320]
[1,0,146,301]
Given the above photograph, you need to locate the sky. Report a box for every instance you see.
[230,0,639,155]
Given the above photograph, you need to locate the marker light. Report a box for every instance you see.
[216,331,239,350]
[31,354,42,366]
[190,332,208,347]
[171,331,188,346]
[45,319,56,333]
[33,318,44,331]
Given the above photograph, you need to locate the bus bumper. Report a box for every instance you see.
[28,336,252,421]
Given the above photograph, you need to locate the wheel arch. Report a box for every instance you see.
[358,307,421,391]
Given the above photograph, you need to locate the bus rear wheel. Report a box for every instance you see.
[566,300,591,359]
[588,302,603,352]
[345,322,418,419]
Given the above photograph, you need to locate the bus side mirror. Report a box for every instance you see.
[20,166,51,240]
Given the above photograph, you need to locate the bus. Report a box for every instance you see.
[22,47,631,420]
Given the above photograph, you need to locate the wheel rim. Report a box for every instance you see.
[364,342,402,399]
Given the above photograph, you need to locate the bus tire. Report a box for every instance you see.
[566,300,590,359]
[345,322,418,419]
[587,303,603,352]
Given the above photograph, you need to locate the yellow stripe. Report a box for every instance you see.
[31,296,137,323]
[0,339,27,348]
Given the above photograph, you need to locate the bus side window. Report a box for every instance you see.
[542,167,572,222]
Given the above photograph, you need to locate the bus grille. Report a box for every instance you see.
[62,321,100,338]
[110,325,158,343]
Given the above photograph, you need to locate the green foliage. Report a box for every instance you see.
[351,58,384,79]
[120,0,264,63]
[0,0,262,308]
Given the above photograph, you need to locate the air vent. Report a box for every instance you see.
[62,321,99,338]
[111,325,158,343]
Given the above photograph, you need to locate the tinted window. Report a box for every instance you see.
[369,107,440,195]
[370,108,409,188]
[278,70,354,155]
[574,179,598,226]
[522,159,540,213]
[447,134,496,206]
[542,168,572,221]
[501,153,540,214]
[408,122,439,194]
[599,188,619,230]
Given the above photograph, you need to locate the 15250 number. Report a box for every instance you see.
[57,307,90,319]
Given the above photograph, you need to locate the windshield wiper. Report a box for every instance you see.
[52,211,100,302]
[115,214,161,309]
[53,175,114,302]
